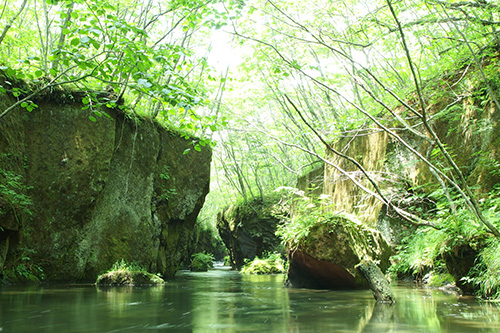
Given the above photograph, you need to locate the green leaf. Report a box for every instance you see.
[194,144,201,152]
[90,39,100,49]
[89,115,97,122]
[137,78,152,88]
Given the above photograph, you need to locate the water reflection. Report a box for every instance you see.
[1,270,500,332]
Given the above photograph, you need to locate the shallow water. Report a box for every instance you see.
[1,267,500,332]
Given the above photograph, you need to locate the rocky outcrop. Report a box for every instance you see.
[0,90,211,282]
[96,269,165,286]
[286,215,391,289]
[323,131,389,227]
[188,224,227,261]
[217,197,284,269]
[442,243,478,294]
[288,76,500,293]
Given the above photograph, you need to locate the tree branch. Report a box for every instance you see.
[283,94,439,229]
[0,0,29,45]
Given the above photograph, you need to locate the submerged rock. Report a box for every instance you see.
[286,215,391,290]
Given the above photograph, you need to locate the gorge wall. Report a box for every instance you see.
[0,89,211,282]
[217,197,284,269]
[290,75,500,291]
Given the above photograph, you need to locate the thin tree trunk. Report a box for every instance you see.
[0,0,29,45]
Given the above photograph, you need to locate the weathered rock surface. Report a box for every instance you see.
[217,197,284,269]
[286,215,391,289]
[0,90,211,282]
[293,102,500,293]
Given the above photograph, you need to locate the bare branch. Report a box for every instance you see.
[0,0,29,45]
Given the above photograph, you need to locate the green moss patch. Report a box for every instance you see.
[190,252,214,272]
[240,253,286,275]
[96,269,164,286]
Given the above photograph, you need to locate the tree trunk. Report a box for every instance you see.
[357,259,395,304]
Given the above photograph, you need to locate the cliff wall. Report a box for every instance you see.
[0,91,211,282]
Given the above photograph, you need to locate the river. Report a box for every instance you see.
[1,266,500,332]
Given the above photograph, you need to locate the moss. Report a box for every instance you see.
[217,195,285,269]
[95,269,164,286]
[240,253,286,275]
[427,271,455,288]
[190,252,214,272]
[295,214,392,287]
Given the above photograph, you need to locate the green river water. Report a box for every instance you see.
[1,266,500,332]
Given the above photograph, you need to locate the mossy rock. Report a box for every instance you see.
[240,256,286,275]
[95,269,164,286]
[216,196,285,269]
[287,214,392,289]
[190,252,214,272]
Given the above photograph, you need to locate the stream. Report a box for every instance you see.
[1,265,500,332]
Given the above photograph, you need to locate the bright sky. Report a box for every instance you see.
[206,29,245,74]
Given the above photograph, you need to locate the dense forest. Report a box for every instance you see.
[2,0,500,300]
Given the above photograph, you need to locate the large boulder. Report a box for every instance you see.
[0,88,211,282]
[287,215,391,289]
[217,197,284,269]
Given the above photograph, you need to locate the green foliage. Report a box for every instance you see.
[158,166,177,201]
[465,239,500,299]
[2,248,45,283]
[97,259,164,285]
[0,166,32,217]
[190,252,214,272]
[240,252,286,275]
[389,227,449,279]
[427,271,455,288]
[274,187,336,248]
[108,258,146,273]
[0,0,232,142]
[389,186,500,298]
[389,187,492,279]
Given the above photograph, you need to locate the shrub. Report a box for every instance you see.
[190,252,214,272]
[240,252,286,275]
[95,259,164,286]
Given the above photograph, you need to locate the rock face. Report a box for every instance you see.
[287,215,391,289]
[0,91,211,282]
[290,85,500,292]
[323,131,389,227]
[217,197,283,269]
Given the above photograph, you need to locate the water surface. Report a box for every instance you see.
[1,267,500,332]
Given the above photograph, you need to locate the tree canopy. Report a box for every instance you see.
[3,1,500,293]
